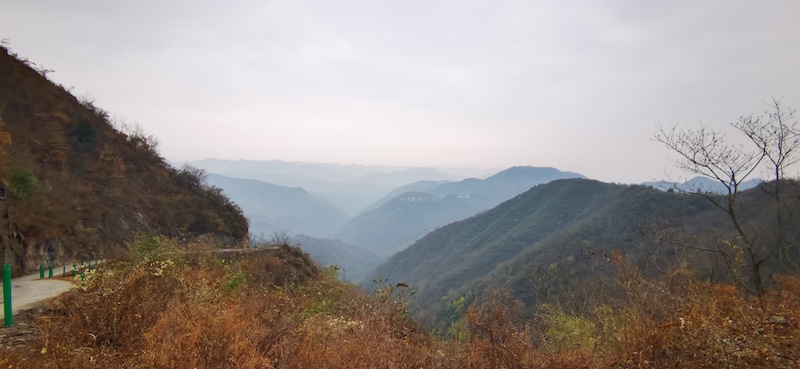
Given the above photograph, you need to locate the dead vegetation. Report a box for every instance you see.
[1,235,799,368]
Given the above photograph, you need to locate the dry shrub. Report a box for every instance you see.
[515,258,800,368]
[28,259,186,367]
[142,298,273,369]
[4,235,800,369]
[268,281,444,369]
[230,245,319,287]
[609,273,800,368]
[282,314,417,368]
[463,288,537,369]
[533,352,593,369]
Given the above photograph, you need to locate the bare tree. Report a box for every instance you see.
[270,229,292,246]
[177,164,209,191]
[733,98,800,270]
[656,98,800,295]
[35,65,54,79]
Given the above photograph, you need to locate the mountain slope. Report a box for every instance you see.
[288,234,381,282]
[356,180,452,214]
[0,46,248,273]
[367,178,734,324]
[335,166,584,257]
[207,174,349,237]
[429,166,583,199]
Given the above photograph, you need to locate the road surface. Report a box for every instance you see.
[1,267,76,320]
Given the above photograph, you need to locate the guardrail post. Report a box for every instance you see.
[3,263,11,327]
[63,266,66,276]
[48,264,53,278]
[39,264,44,279]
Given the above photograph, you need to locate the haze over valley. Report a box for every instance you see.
[190,160,590,279]
[188,158,786,285]
[2,1,800,366]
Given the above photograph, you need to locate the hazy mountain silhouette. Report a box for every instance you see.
[334,166,584,257]
[288,235,381,283]
[188,159,478,214]
[356,180,453,214]
[207,174,349,237]
[642,176,762,193]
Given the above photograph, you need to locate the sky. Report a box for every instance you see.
[1,1,799,183]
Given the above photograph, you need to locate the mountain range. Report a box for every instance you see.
[287,235,380,283]
[366,178,799,328]
[187,158,490,215]
[334,166,584,257]
[642,176,762,193]
[206,174,349,238]
[204,165,587,274]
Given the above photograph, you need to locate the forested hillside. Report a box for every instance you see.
[5,199,799,368]
[0,46,248,273]
[370,178,800,328]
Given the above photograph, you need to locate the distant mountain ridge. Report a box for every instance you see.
[206,174,349,237]
[334,166,584,257]
[288,235,381,283]
[187,159,487,215]
[642,176,762,193]
[428,166,584,198]
[357,180,453,215]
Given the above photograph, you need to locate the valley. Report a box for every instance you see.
[2,5,800,364]
[191,157,777,292]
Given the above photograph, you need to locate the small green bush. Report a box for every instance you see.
[70,119,97,152]
[538,303,597,351]
[226,270,246,292]
[127,231,181,263]
[9,167,36,199]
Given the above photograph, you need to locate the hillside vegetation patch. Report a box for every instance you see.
[2,236,800,368]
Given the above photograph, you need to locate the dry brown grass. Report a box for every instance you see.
[583,263,799,368]
[2,237,800,368]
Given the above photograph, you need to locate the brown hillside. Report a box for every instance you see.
[0,46,248,274]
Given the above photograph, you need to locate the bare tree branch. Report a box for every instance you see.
[655,99,800,296]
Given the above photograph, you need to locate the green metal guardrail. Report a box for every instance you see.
[2,260,104,328]
[3,263,11,327]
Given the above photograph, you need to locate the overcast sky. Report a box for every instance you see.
[1,1,799,183]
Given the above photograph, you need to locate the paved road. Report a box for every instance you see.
[0,267,77,320]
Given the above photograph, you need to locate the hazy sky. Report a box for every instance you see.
[1,1,799,183]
